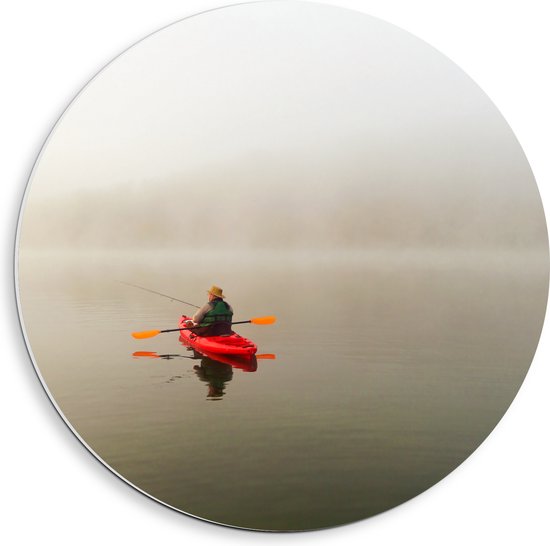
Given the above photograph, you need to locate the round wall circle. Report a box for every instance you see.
[16,1,548,532]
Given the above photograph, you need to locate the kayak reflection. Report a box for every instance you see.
[132,348,259,371]
[132,347,269,400]
[185,345,258,400]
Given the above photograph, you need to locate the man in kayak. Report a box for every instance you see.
[184,285,234,336]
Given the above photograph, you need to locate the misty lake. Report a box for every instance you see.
[17,249,547,530]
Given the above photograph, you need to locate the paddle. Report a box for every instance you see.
[131,315,276,339]
[132,351,276,360]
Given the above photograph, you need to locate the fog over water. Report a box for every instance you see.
[17,2,547,254]
[15,1,548,532]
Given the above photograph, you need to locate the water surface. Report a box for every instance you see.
[17,250,547,530]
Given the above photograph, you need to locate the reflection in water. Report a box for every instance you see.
[132,347,261,400]
[193,359,234,401]
[132,351,182,360]
[190,348,258,401]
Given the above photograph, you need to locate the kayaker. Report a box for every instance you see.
[184,285,234,336]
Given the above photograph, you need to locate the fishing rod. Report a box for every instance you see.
[119,281,200,309]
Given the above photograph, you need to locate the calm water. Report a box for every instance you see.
[17,250,548,530]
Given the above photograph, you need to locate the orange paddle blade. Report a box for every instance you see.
[132,351,160,358]
[256,353,276,360]
[250,315,276,325]
[131,329,161,339]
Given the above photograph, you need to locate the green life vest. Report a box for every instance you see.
[200,299,233,326]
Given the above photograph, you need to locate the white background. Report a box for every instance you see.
[1,1,548,544]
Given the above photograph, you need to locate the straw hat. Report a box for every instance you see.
[207,285,225,299]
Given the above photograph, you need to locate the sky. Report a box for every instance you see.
[18,1,548,253]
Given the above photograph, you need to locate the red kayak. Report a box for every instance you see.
[178,315,258,357]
